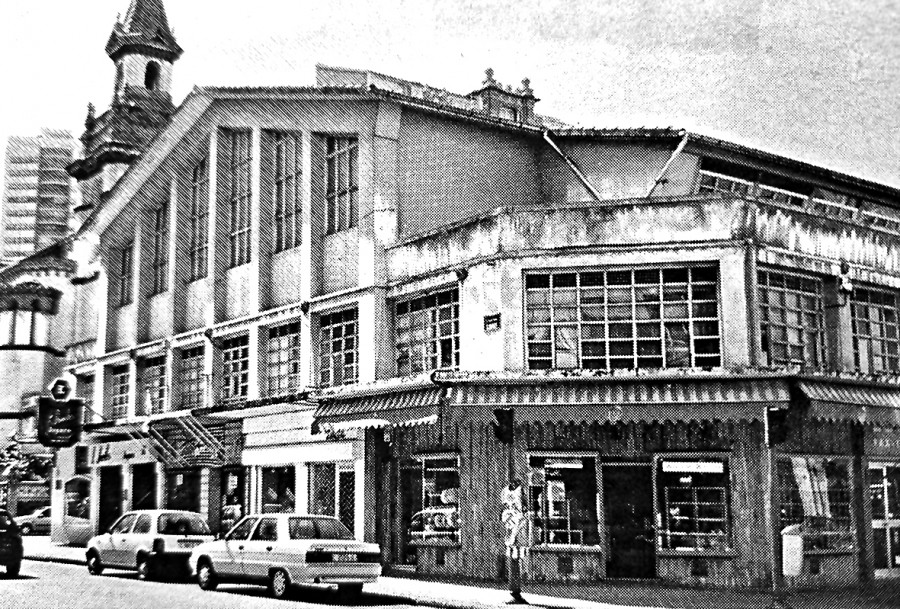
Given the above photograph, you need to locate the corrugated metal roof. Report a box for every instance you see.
[799,381,900,425]
[314,387,443,429]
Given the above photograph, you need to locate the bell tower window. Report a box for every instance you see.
[145,61,161,91]
[114,63,124,95]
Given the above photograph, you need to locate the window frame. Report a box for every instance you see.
[117,242,134,307]
[142,355,167,416]
[221,335,249,404]
[109,364,130,419]
[851,284,900,374]
[395,287,460,377]
[323,135,359,235]
[271,131,303,253]
[758,267,827,368]
[150,202,168,295]
[225,130,253,268]
[188,157,210,282]
[526,451,601,548]
[318,308,358,387]
[266,320,302,397]
[406,453,461,547]
[179,345,205,410]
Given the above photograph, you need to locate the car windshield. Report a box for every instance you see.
[157,513,210,535]
[288,517,354,540]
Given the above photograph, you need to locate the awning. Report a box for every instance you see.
[314,387,443,430]
[798,381,900,426]
[448,379,789,423]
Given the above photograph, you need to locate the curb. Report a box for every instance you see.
[24,554,85,567]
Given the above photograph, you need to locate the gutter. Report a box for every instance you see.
[542,130,603,202]
[646,130,689,198]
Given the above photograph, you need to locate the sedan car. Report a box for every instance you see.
[15,506,51,536]
[189,514,381,600]
[0,510,23,577]
[86,509,214,580]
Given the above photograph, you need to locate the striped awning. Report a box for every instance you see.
[314,388,443,430]
[447,379,788,423]
[798,381,900,426]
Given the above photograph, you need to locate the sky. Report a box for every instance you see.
[0,0,898,190]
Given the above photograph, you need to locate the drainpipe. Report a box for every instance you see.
[542,130,603,202]
[646,131,689,198]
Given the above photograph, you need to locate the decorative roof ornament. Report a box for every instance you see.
[483,68,497,87]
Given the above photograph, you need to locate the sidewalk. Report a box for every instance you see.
[22,536,900,609]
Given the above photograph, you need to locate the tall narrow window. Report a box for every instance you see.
[758,269,826,368]
[221,335,249,404]
[395,288,460,376]
[117,242,134,306]
[150,203,168,295]
[324,136,358,234]
[179,345,205,410]
[319,309,358,387]
[851,286,900,373]
[109,364,130,419]
[143,356,167,415]
[188,158,209,281]
[77,374,95,426]
[525,266,721,370]
[267,321,302,396]
[272,132,302,252]
[226,130,252,267]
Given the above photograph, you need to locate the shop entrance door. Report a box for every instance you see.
[98,466,123,534]
[603,463,655,578]
[132,463,157,510]
[870,463,900,576]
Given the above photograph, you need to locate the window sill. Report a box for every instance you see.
[657,548,737,558]
[408,539,461,548]
[530,545,603,554]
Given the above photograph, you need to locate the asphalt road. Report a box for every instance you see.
[0,560,434,609]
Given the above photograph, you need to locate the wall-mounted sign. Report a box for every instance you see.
[662,460,724,474]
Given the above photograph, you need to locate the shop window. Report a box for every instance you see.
[179,345,205,410]
[261,465,295,513]
[528,456,599,546]
[221,335,249,404]
[220,469,245,533]
[404,455,460,546]
[778,456,853,552]
[319,309,358,387]
[167,471,201,512]
[656,458,731,551]
[525,266,721,370]
[852,286,900,374]
[267,321,302,397]
[64,476,90,520]
[758,269,826,368]
[308,462,356,533]
[395,288,460,376]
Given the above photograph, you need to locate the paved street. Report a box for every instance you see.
[0,560,431,609]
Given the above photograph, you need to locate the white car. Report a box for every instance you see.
[189,514,381,600]
[86,510,214,580]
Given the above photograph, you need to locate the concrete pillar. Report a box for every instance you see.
[247,323,263,401]
[248,127,263,314]
[357,290,390,382]
[355,456,367,542]
[155,462,165,509]
[200,467,210,523]
[122,464,133,512]
[297,463,309,513]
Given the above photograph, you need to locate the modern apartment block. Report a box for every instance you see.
[0,130,75,268]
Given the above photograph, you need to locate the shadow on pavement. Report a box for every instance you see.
[215,583,421,606]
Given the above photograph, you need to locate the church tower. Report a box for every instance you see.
[68,0,183,219]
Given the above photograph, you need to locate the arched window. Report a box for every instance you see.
[144,61,161,91]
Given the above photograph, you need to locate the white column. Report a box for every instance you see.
[122,464,133,512]
[200,467,211,523]
[249,127,263,313]
[297,463,309,513]
[155,462,166,509]
[205,128,219,327]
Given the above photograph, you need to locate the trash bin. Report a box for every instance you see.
[781,524,803,577]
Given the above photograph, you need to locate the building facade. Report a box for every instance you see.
[41,0,900,591]
[0,130,75,268]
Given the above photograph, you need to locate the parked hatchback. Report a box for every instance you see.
[0,509,23,577]
[15,506,51,536]
[86,509,213,580]
[189,514,381,600]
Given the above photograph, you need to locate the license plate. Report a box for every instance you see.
[178,540,202,548]
[333,554,356,562]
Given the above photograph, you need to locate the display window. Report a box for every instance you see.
[656,457,732,551]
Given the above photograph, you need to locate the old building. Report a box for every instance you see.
[41,0,900,591]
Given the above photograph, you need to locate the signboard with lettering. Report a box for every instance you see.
[36,397,84,448]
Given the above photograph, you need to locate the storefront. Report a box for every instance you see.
[87,437,162,534]
[867,427,900,577]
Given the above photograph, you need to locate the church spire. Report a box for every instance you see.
[105,0,183,63]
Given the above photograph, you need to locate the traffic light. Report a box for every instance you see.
[493,408,513,444]
[36,397,83,448]
[765,405,790,447]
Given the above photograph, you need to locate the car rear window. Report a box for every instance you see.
[157,513,210,535]
[288,517,354,540]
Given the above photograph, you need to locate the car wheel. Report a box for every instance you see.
[6,562,20,577]
[338,583,363,602]
[136,555,153,581]
[268,568,290,600]
[87,551,104,576]
[197,559,218,591]
[20,524,32,536]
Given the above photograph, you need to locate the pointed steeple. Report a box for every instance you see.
[105,0,183,62]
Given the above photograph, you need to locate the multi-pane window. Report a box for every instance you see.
[395,288,460,376]
[267,321,301,396]
[657,458,731,551]
[852,286,900,374]
[528,456,599,546]
[150,204,168,295]
[319,309,358,387]
[221,335,249,403]
[225,130,252,267]
[117,242,134,306]
[188,158,209,281]
[179,346,205,410]
[778,456,853,552]
[142,356,166,416]
[405,456,460,545]
[525,267,721,370]
[697,171,751,197]
[758,269,826,368]
[324,136,358,234]
[272,132,302,252]
[109,364,130,419]
[77,375,95,426]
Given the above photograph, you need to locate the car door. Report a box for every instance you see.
[105,514,137,566]
[243,517,278,580]
[125,513,153,566]
[216,517,257,579]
